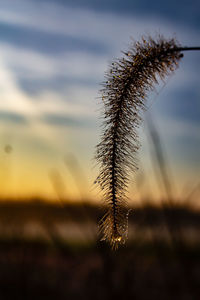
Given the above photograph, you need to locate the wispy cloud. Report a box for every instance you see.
[0,59,36,115]
[0,111,28,124]
[0,43,107,82]
[41,113,94,128]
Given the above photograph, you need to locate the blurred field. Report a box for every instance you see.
[0,200,199,299]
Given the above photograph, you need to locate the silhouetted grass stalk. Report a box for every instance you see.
[95,35,200,248]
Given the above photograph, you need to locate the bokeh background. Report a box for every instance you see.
[0,0,199,299]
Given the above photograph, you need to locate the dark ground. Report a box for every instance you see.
[0,201,199,299]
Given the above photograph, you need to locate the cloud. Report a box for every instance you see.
[0,21,106,55]
[41,113,94,128]
[29,0,199,30]
[0,43,107,81]
[0,58,37,116]
[0,111,28,124]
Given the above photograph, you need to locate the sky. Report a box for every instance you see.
[0,0,199,205]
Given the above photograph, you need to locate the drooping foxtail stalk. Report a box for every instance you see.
[95,35,200,249]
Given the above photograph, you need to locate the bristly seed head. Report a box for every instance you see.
[95,35,183,248]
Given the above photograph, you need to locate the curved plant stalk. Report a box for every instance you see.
[95,35,200,249]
